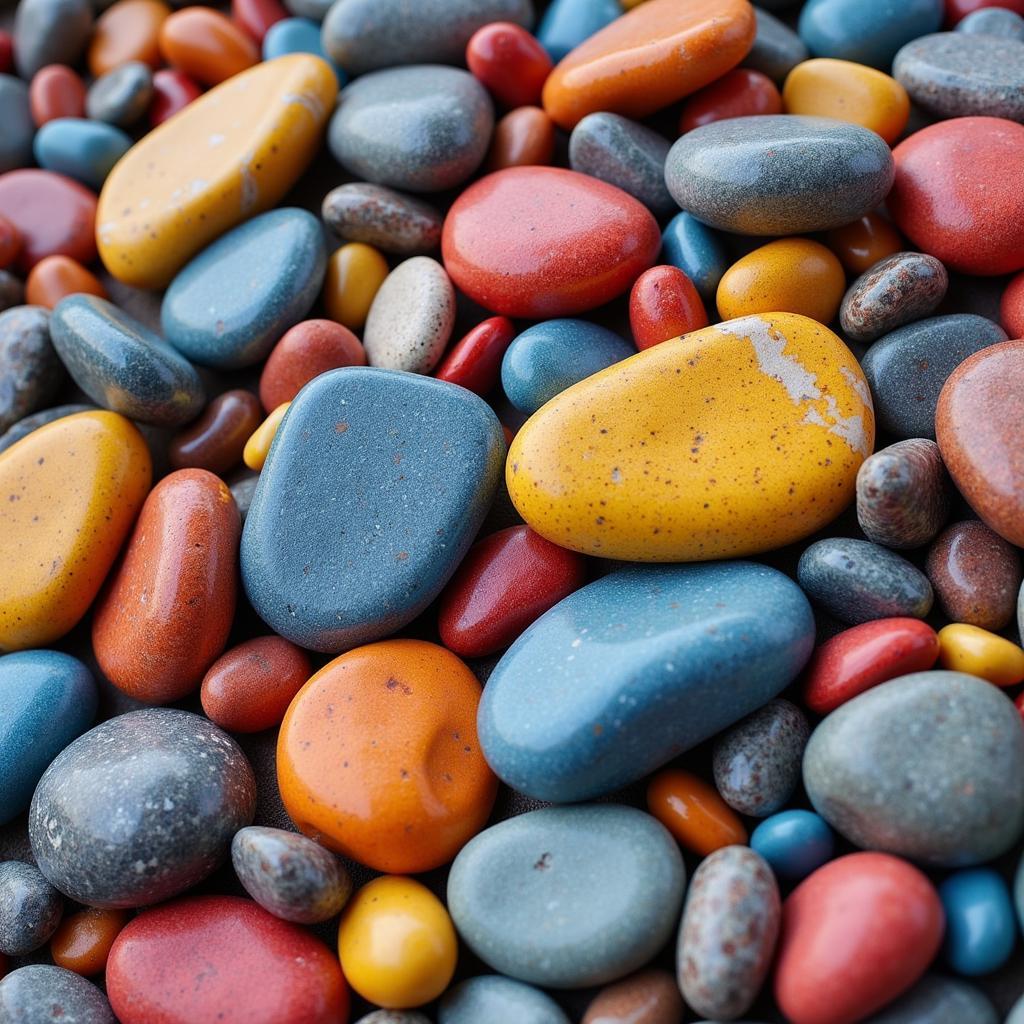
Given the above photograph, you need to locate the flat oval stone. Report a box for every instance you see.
[85,61,154,126]
[665,115,895,235]
[479,562,813,803]
[322,183,442,256]
[0,861,62,955]
[0,305,62,433]
[88,0,170,77]
[14,0,93,78]
[582,969,684,1024]
[745,8,808,83]
[803,671,1024,866]
[33,117,133,192]
[29,64,86,127]
[863,974,998,1024]
[29,709,256,907]
[0,75,33,174]
[242,368,504,651]
[0,966,114,1024]
[939,868,1016,975]
[448,805,685,988]
[440,976,570,1024]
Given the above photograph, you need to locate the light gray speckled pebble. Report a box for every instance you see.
[0,403,96,454]
[0,965,115,1024]
[0,861,62,955]
[0,305,64,434]
[0,74,33,174]
[85,61,153,127]
[956,7,1024,39]
[322,182,442,255]
[354,1014,432,1024]
[804,671,1024,867]
[0,270,24,315]
[745,8,809,83]
[863,974,998,1023]
[440,976,570,1024]
[14,0,93,78]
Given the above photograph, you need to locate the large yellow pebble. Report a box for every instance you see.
[97,55,336,289]
[323,242,389,330]
[0,412,152,651]
[337,875,457,1008]
[507,312,874,561]
[783,58,910,145]
[937,623,1024,687]
[242,401,289,471]
[717,238,847,324]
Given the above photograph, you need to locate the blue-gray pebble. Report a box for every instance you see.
[956,7,1024,39]
[745,8,809,83]
[0,305,63,434]
[0,966,115,1024]
[32,118,132,191]
[661,211,729,303]
[0,403,95,454]
[85,61,154,127]
[537,0,620,62]
[864,975,998,1024]
[0,861,62,956]
[13,0,93,78]
[286,0,332,20]
[0,75,33,174]
[440,976,571,1024]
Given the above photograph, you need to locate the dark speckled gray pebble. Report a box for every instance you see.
[863,974,998,1023]
[676,846,780,1021]
[85,61,154,127]
[354,1014,432,1024]
[329,66,493,193]
[322,182,442,255]
[0,74,34,174]
[665,116,894,235]
[28,708,256,909]
[0,403,96,454]
[0,305,64,434]
[798,537,933,624]
[14,0,93,78]
[745,8,809,83]
[231,826,352,924]
[804,671,1024,867]
[0,270,24,314]
[861,314,1007,439]
[0,966,115,1024]
[956,7,1024,39]
[440,976,571,1024]
[0,861,62,955]
[229,472,259,522]
[712,699,809,818]
[569,113,674,218]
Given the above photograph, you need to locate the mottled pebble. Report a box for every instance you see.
[0,861,62,955]
[439,976,570,1024]
[85,61,153,126]
[0,305,62,433]
[0,965,114,1024]
[322,182,442,256]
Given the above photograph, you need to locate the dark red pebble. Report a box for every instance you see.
[232,0,287,42]
[0,214,20,271]
[29,65,86,126]
[149,68,202,128]
[169,389,263,475]
[434,316,516,396]
[678,67,782,133]
[466,21,553,109]
[629,265,708,351]
[946,0,1024,24]
[0,32,12,75]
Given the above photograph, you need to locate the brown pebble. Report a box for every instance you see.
[582,968,684,1024]
[169,388,263,474]
[487,105,555,170]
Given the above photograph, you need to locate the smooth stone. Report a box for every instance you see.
[582,969,684,1024]
[440,976,570,1024]
[161,208,326,370]
[322,182,442,256]
[328,66,493,193]
[32,118,132,192]
[284,0,331,19]
[1012,995,1024,1024]
[956,7,1024,37]
[537,0,620,63]
[938,869,1016,976]
[51,294,205,426]
[745,8,808,83]
[863,974,998,1024]
[750,810,835,882]
[0,861,62,955]
[660,211,729,303]
[0,270,23,313]
[14,0,93,78]
[0,402,95,454]
[85,61,153,126]
[29,62,86,126]
[862,314,1007,440]
[29,709,256,907]
[242,368,504,652]
[501,318,634,414]
[169,388,263,474]
[480,563,813,803]
[259,319,365,409]
[0,75,33,173]
[0,305,62,433]
[666,115,895,235]
[568,113,674,218]
[263,18,343,86]
[355,1016,432,1024]
[448,805,685,988]
[230,473,258,521]
[0,966,114,1024]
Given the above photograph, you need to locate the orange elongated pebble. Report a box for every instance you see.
[51,908,129,976]
[159,8,259,86]
[25,255,107,309]
[647,768,747,856]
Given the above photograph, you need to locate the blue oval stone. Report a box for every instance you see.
[263,20,345,86]
[32,117,131,191]
[660,212,729,304]
[537,0,620,62]
[939,868,1016,976]
[440,976,570,1024]
[750,810,835,882]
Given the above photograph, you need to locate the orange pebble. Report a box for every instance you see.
[29,65,86,126]
[826,213,904,275]
[487,105,555,170]
[647,768,747,856]
[25,255,107,309]
[89,0,171,77]
[51,908,129,976]
[159,8,259,86]
[0,213,20,270]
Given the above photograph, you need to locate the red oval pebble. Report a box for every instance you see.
[438,525,587,658]
[774,852,944,1024]
[0,31,12,75]
[0,214,21,271]
[443,166,661,318]
[1001,270,1024,339]
[629,264,708,350]
[678,67,782,133]
[801,618,939,715]
[231,0,287,42]
[29,64,87,127]
[149,68,202,127]
[466,21,553,109]
[169,389,263,474]
[486,105,556,170]
[107,895,348,1024]
[945,0,1024,23]
[434,315,515,395]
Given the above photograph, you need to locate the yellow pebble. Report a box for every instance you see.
[717,238,847,324]
[97,55,337,289]
[337,875,457,1008]
[783,58,910,145]
[323,243,389,330]
[243,402,290,471]
[0,412,152,651]
[937,623,1024,687]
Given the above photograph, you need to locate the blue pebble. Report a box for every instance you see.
[939,869,1016,976]
[660,212,729,304]
[750,810,835,882]
[537,0,621,62]
[440,976,570,1024]
[501,319,634,414]
[32,117,131,191]
[0,650,96,825]
[263,18,346,86]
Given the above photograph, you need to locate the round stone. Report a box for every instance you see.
[956,7,1024,37]
[0,861,62,955]
[439,976,570,1024]
[0,965,114,1024]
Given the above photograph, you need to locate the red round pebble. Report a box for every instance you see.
[231,0,287,42]
[945,0,1024,24]
[0,214,21,271]
[149,68,202,127]
[434,316,515,395]
[1001,270,1024,339]
[629,265,708,350]
[29,65,86,127]
[466,21,553,109]
[0,31,12,75]
[678,67,782,133]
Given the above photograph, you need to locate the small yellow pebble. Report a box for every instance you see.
[337,875,457,1008]
[243,402,290,471]
[323,243,390,330]
[937,623,1024,687]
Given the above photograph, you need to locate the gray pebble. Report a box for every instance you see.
[0,74,33,174]
[0,305,64,434]
[0,966,115,1024]
[85,61,153,127]
[229,472,259,522]
[0,403,96,453]
[440,976,570,1024]
[863,974,998,1023]
[0,861,62,955]
[956,7,1024,39]
[354,1014,432,1024]
[322,182,442,255]
[745,8,809,83]
[286,0,332,19]
[0,270,24,315]
[14,0,93,78]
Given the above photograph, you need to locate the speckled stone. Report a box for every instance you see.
[676,846,780,1021]
[863,974,998,1024]
[712,699,810,818]
[447,805,686,988]
[0,270,24,314]
[0,305,63,433]
[322,183,442,256]
[894,33,1024,122]
[51,294,204,427]
[582,969,685,1024]
[354,1014,432,1024]
[440,976,571,1024]
[231,826,352,924]
[665,116,895,235]
[804,671,1024,866]
[362,256,455,373]
[840,252,948,343]
[28,709,256,908]
[956,7,1024,39]
[0,861,62,955]
[568,113,674,218]
[745,8,809,84]
[328,66,494,193]
[861,314,1007,440]
[0,75,33,174]
[85,61,153,126]
[229,473,258,522]
[0,966,115,1024]
[14,0,93,78]
[0,402,95,454]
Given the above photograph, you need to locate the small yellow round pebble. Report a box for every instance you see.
[716,238,847,324]
[937,623,1024,687]
[337,875,457,1009]
[323,243,389,330]
[243,402,290,471]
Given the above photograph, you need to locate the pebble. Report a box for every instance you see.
[262,18,343,86]
[33,117,132,191]
[51,907,128,975]
[582,969,684,1024]
[536,0,620,63]
[827,212,904,275]
[355,1015,432,1024]
[14,0,94,79]
[447,805,686,988]
[322,183,442,256]
[148,67,200,126]
[0,305,62,434]
[744,7,808,84]
[679,67,783,132]
[937,622,1024,686]
[85,61,153,126]
[0,861,62,956]
[259,319,365,410]
[629,265,708,350]
[1003,271,1024,337]
[487,104,556,169]
[28,64,86,126]
[660,211,729,303]
[0,268,23,314]
[89,0,169,76]
[949,0,1024,21]
[864,974,998,1024]
[322,242,389,329]
[649,768,748,855]
[0,966,114,1024]
[0,402,93,453]
[803,671,1024,866]
[243,401,289,471]
[26,255,107,309]
[466,22,553,108]
[170,389,263,474]
[939,869,1016,975]
[158,8,258,85]
[284,0,330,20]
[0,75,33,173]
[750,810,835,882]
[435,315,515,395]
[957,6,1024,36]
[233,0,288,42]
[439,976,571,1024]
[28,709,256,907]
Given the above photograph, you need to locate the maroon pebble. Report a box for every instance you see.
[149,68,202,127]
[29,64,87,127]
[169,389,263,475]
[434,315,515,396]
[231,0,287,42]
[0,31,12,75]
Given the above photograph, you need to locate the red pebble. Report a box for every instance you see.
[169,389,263,474]
[0,214,21,271]
[466,21,553,108]
[435,316,515,395]
[889,117,1024,276]
[946,0,1024,23]
[0,31,12,75]
[1001,270,1024,339]
[679,67,782,133]
[774,852,944,1024]
[1015,690,1024,721]
[629,265,708,350]
[438,525,587,658]
[149,68,202,127]
[107,895,348,1024]
[232,0,287,42]
[801,618,940,714]
[29,65,86,127]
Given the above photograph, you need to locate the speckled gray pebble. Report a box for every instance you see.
[231,826,352,924]
[0,305,64,434]
[665,116,894,235]
[85,61,154,126]
[745,7,809,83]
[322,182,442,255]
[894,33,1024,121]
[863,974,998,1023]
[0,403,96,453]
[0,270,24,315]
[14,0,93,78]
[955,7,1024,39]
[0,966,115,1024]
[440,976,571,1024]
[797,537,933,624]
[0,861,62,955]
[28,708,256,908]
[712,699,809,818]
[861,314,1007,440]
[354,1014,432,1024]
[569,113,674,218]
[229,472,259,522]
[286,0,331,19]
[0,74,34,174]
[804,671,1024,867]
[676,846,780,1021]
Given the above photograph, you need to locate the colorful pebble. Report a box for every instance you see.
[581,969,684,1024]
[158,7,259,86]
[466,21,553,109]
[939,868,1016,975]
[242,401,289,471]
[169,388,263,474]
[85,61,154,126]
[440,976,570,1024]
[0,305,63,434]
[33,117,133,191]
[659,211,729,303]
[826,212,904,275]
[750,810,835,882]
[25,254,107,309]
[629,265,708,350]
[648,768,748,856]
[486,104,556,169]
[50,908,128,977]
[0,966,114,1024]
[89,0,170,77]
[434,315,515,395]
[28,64,86,127]
[322,242,389,330]
[322,182,442,256]
[679,67,783,133]
[0,861,62,956]
[937,622,1024,686]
